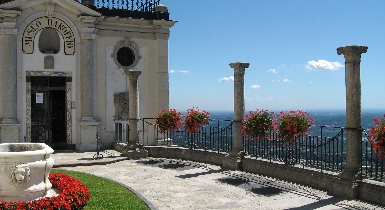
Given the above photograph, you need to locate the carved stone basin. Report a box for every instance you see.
[0,143,54,202]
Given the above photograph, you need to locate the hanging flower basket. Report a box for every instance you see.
[184,107,210,134]
[154,109,182,134]
[274,110,314,146]
[242,109,273,140]
[367,114,385,160]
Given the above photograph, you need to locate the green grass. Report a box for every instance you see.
[51,169,149,210]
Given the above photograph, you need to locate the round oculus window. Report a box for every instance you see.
[117,47,135,67]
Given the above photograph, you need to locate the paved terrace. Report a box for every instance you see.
[52,150,384,210]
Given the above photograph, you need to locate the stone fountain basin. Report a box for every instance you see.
[0,143,54,202]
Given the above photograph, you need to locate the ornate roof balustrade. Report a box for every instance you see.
[0,0,168,20]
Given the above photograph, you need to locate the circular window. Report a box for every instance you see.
[117,47,135,67]
[113,40,140,70]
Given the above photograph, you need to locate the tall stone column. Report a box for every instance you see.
[223,62,250,170]
[338,45,367,180]
[123,70,148,159]
[329,45,367,199]
[125,70,141,144]
[0,10,21,143]
[78,16,99,151]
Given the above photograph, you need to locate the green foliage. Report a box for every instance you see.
[52,169,149,210]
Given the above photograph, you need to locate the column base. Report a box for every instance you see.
[0,123,20,143]
[338,167,362,181]
[121,142,148,159]
[329,176,360,199]
[78,120,99,151]
[222,150,246,171]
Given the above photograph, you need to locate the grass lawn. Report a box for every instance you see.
[52,169,149,210]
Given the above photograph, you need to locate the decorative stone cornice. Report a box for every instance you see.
[79,16,98,40]
[0,9,21,30]
[337,45,368,63]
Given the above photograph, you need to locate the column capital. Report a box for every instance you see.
[125,70,142,80]
[0,29,18,35]
[230,62,250,74]
[337,45,368,63]
[230,62,250,69]
[78,16,98,40]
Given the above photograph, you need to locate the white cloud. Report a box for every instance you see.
[169,70,189,73]
[306,60,343,71]
[218,76,234,82]
[268,69,277,74]
[250,84,261,89]
[283,79,292,82]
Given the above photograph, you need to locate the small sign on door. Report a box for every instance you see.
[36,93,43,103]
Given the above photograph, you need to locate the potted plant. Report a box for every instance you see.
[367,114,385,160]
[242,109,273,140]
[274,110,314,146]
[184,107,210,134]
[154,109,182,134]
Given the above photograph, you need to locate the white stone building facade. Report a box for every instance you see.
[0,0,175,151]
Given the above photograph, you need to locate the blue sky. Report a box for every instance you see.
[161,1,385,112]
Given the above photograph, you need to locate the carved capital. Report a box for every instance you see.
[230,62,250,74]
[0,29,18,35]
[81,33,97,40]
[337,46,368,63]
[125,70,141,81]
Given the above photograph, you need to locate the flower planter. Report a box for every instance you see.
[0,143,54,202]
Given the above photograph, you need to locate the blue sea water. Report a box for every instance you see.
[207,109,385,139]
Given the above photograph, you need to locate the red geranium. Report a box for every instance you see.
[154,109,182,134]
[0,173,90,210]
[184,107,210,133]
[367,114,385,160]
[274,110,314,145]
[242,109,273,140]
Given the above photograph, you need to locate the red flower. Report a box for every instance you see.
[242,109,273,141]
[184,107,210,134]
[0,173,90,210]
[368,114,385,160]
[274,110,314,146]
[154,109,182,134]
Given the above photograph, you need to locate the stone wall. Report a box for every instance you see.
[145,146,385,207]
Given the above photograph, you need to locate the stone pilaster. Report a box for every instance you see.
[79,16,97,120]
[78,16,99,151]
[223,62,250,170]
[0,10,21,143]
[329,45,367,199]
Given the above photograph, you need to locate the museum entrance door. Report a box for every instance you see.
[31,76,67,149]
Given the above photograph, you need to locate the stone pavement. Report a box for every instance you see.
[52,150,384,210]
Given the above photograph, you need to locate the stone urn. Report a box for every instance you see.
[0,143,54,202]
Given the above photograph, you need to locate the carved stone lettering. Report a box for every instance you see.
[23,17,75,55]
